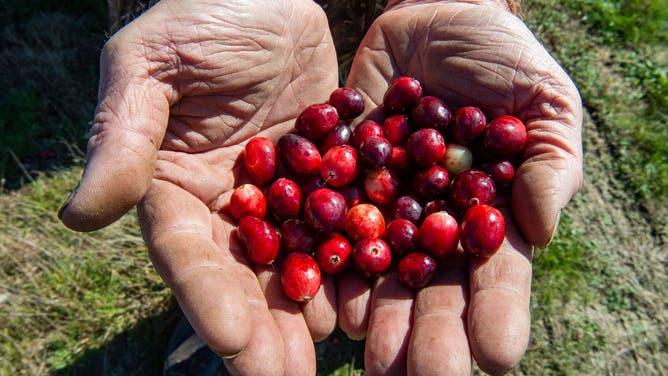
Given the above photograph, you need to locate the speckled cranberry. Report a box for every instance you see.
[364,167,401,205]
[344,203,385,243]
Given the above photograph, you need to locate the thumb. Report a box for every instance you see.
[59,32,173,232]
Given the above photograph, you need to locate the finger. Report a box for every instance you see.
[138,179,254,357]
[255,265,317,376]
[408,254,471,376]
[365,272,414,376]
[59,26,174,232]
[467,207,533,375]
[336,272,373,340]
[301,274,338,342]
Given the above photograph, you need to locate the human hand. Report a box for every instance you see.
[342,0,583,374]
[58,0,339,374]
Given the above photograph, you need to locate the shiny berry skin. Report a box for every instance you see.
[237,216,280,264]
[383,76,422,113]
[390,195,423,224]
[337,184,367,208]
[281,252,321,302]
[315,233,353,275]
[383,114,412,146]
[300,175,328,198]
[321,145,359,187]
[460,204,505,258]
[480,159,515,187]
[440,143,473,175]
[384,218,418,256]
[483,115,527,156]
[320,123,352,154]
[423,199,459,221]
[303,188,348,234]
[388,146,412,176]
[364,167,401,205]
[410,96,451,133]
[450,106,487,145]
[352,120,383,148]
[267,178,302,221]
[295,103,339,141]
[406,128,447,168]
[277,134,322,176]
[412,165,450,200]
[449,168,496,212]
[244,137,278,185]
[353,238,392,278]
[359,136,393,168]
[280,218,318,253]
[229,184,266,221]
[398,252,437,289]
[329,87,365,120]
[418,211,460,261]
[344,203,385,243]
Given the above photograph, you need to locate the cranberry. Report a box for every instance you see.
[344,203,385,243]
[320,123,352,154]
[359,136,393,168]
[328,87,365,120]
[300,175,328,198]
[237,216,280,264]
[277,134,322,176]
[412,165,450,200]
[418,211,460,261]
[243,136,278,185]
[480,159,515,187]
[229,184,266,221]
[390,195,423,224]
[460,204,505,258]
[321,145,359,187]
[384,218,418,256]
[352,120,383,148]
[281,252,321,302]
[440,143,473,175]
[303,188,348,234]
[364,167,401,205]
[410,96,451,133]
[449,168,496,212]
[483,115,527,156]
[295,103,339,141]
[267,178,302,221]
[315,233,353,275]
[280,218,318,253]
[406,128,446,168]
[423,199,459,221]
[383,76,422,113]
[383,114,412,146]
[336,184,367,208]
[397,252,437,289]
[388,146,412,176]
[353,238,392,278]
[450,106,487,145]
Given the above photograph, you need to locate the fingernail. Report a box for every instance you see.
[57,182,80,221]
[543,210,561,248]
[219,349,244,359]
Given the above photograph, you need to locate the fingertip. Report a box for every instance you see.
[336,272,372,340]
[302,274,337,342]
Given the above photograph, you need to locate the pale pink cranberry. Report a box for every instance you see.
[344,203,385,243]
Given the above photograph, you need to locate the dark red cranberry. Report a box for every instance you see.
[359,136,393,168]
[450,106,487,145]
[418,211,460,261]
[237,216,280,265]
[423,199,459,221]
[303,188,348,234]
[449,168,496,212]
[315,233,353,275]
[383,76,422,113]
[483,115,527,156]
[480,159,515,187]
[460,204,505,258]
[352,120,383,148]
[383,114,412,146]
[390,195,423,224]
[320,123,352,153]
[384,218,418,256]
[397,252,437,289]
[320,145,359,187]
[364,167,401,205]
[405,128,446,168]
[410,96,451,133]
[353,237,392,278]
[267,178,302,221]
[295,103,339,141]
[229,184,266,221]
[277,134,322,176]
[412,165,450,200]
[280,218,318,253]
[344,203,385,243]
[281,252,321,302]
[329,87,365,120]
[300,175,328,198]
[244,137,278,186]
[336,184,367,208]
[388,146,412,176]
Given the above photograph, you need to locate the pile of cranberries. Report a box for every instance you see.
[230,77,527,302]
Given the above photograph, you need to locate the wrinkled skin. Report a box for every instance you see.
[345,1,582,375]
[59,0,583,375]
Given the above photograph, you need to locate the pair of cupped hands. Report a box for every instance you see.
[58,0,583,374]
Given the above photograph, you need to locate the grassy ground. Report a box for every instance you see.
[1,0,666,375]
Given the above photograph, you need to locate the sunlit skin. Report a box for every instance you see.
[58,0,583,375]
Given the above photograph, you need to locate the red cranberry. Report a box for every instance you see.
[300,175,328,198]
[320,123,352,153]
[460,204,505,258]
[336,184,367,208]
[329,87,365,120]
[480,159,515,187]
[440,143,473,175]
[321,145,359,187]
[390,195,423,224]
[412,165,450,200]
[383,114,412,146]
[384,218,418,256]
[410,96,451,133]
[303,188,348,234]
[364,167,401,205]
[388,146,412,176]
[277,134,322,176]
[237,216,280,264]
[397,252,437,289]
[406,128,446,168]
[353,238,392,278]
[281,252,321,302]
[383,76,422,113]
[243,136,278,185]
[280,218,318,253]
[229,184,266,221]
[315,233,353,275]
[344,203,385,243]
[423,199,459,221]
[450,106,487,145]
[449,168,496,212]
[295,103,339,141]
[418,211,460,261]
[267,178,302,221]
[483,115,527,156]
[359,136,393,168]
[352,120,383,148]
